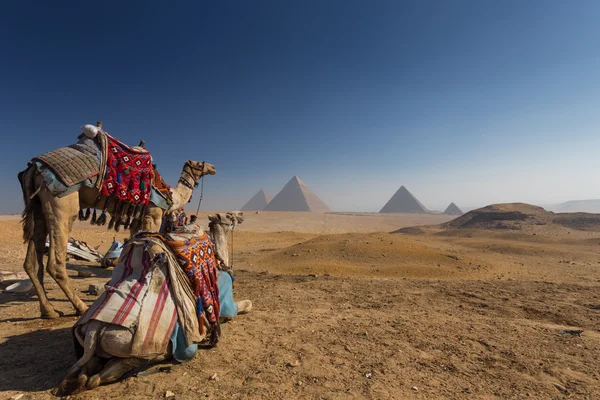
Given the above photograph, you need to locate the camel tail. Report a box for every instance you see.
[18,166,38,243]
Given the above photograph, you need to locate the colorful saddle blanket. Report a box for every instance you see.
[100,134,154,206]
[152,168,174,208]
[162,232,220,341]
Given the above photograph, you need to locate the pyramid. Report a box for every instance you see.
[380,186,428,213]
[444,202,463,216]
[264,176,331,212]
[241,189,272,210]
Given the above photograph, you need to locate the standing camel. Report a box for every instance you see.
[18,140,216,319]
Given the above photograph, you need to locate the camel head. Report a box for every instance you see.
[185,160,216,181]
[208,211,244,232]
[227,211,244,226]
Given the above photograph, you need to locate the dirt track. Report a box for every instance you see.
[1,212,600,399]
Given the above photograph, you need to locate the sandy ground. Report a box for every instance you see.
[1,211,600,399]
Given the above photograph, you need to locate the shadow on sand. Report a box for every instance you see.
[0,326,76,393]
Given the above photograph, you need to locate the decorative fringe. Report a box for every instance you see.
[88,197,101,225]
[129,204,145,233]
[97,211,107,226]
[116,203,132,231]
[123,204,135,230]
[90,209,98,225]
[109,200,123,231]
[129,219,140,233]
[107,214,116,230]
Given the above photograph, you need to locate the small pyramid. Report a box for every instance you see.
[264,176,331,212]
[241,189,272,211]
[380,186,428,213]
[444,202,463,216]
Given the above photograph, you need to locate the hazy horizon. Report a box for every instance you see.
[2,1,600,214]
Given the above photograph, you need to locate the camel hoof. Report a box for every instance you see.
[57,377,80,396]
[75,306,89,316]
[87,374,101,389]
[41,310,61,319]
[77,373,89,388]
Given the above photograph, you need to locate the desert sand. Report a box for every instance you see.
[1,209,600,399]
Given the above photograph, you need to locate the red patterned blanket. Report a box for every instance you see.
[101,134,154,205]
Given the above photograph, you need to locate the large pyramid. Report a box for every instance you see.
[264,176,331,212]
[380,186,428,213]
[444,202,463,216]
[241,189,272,211]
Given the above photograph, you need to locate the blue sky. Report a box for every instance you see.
[1,1,600,213]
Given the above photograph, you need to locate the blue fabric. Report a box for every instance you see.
[170,321,197,362]
[33,161,94,197]
[105,241,123,259]
[150,187,171,210]
[218,272,238,318]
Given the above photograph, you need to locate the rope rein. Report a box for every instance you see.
[195,161,205,215]
[230,223,234,272]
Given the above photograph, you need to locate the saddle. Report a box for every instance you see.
[33,138,100,187]
[31,124,174,232]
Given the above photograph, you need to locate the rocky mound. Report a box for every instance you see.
[443,203,553,231]
[552,213,600,231]
[439,202,600,233]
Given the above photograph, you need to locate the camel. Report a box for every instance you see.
[59,212,252,394]
[18,127,216,319]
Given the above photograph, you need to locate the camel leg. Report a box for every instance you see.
[24,240,59,319]
[40,190,87,315]
[87,357,143,389]
[76,355,104,389]
[23,209,59,319]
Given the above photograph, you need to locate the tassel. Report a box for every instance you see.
[123,203,136,230]
[115,202,131,231]
[108,214,116,230]
[129,219,139,233]
[109,200,124,231]
[97,211,107,226]
[130,204,146,233]
[90,209,98,225]
[78,209,85,221]
[95,196,111,227]
[84,208,91,220]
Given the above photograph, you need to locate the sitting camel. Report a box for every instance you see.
[18,123,216,319]
[60,212,251,394]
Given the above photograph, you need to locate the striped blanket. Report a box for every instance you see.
[75,236,204,358]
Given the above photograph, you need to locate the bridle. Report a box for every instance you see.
[178,161,206,190]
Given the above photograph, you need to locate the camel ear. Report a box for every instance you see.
[209,214,224,223]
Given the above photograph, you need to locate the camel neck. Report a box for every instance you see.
[210,224,230,267]
[170,183,194,210]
